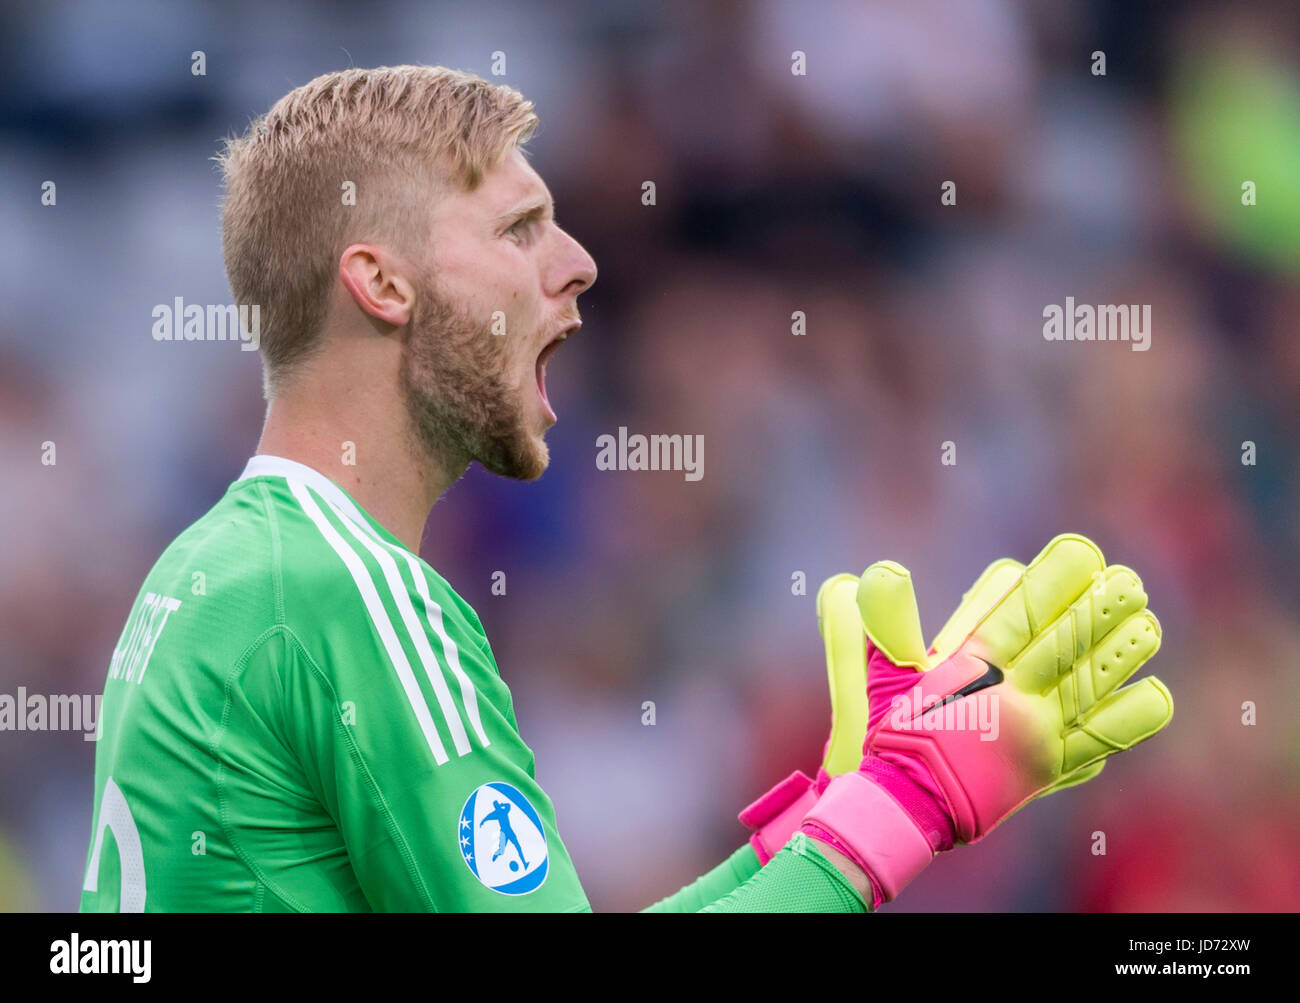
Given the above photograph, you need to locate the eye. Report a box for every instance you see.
[505,218,533,242]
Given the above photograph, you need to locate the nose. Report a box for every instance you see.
[551,226,597,298]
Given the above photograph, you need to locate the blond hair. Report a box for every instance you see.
[216,65,538,395]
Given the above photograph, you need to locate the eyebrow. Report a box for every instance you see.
[493,195,555,226]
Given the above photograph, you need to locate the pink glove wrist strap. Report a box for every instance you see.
[859,756,957,851]
[738,770,819,865]
[801,772,936,903]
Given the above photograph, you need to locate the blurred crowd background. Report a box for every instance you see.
[1,0,1297,912]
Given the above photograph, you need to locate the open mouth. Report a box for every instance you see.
[535,322,580,423]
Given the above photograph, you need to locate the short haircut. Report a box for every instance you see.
[216,65,538,396]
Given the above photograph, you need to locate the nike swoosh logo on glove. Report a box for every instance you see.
[931,658,1004,710]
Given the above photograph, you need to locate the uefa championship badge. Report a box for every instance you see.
[459,782,549,895]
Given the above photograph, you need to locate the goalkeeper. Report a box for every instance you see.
[80,65,1171,913]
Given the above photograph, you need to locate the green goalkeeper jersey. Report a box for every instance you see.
[80,455,590,912]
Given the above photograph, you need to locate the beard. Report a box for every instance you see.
[399,278,549,482]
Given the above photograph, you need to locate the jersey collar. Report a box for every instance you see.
[236,454,404,550]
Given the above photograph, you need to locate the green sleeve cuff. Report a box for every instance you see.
[698,832,868,913]
[640,844,762,913]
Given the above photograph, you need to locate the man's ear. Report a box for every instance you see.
[338,243,418,327]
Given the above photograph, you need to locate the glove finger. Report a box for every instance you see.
[1007,565,1150,698]
[1040,759,1105,797]
[970,534,1106,668]
[1062,674,1173,774]
[1087,607,1161,704]
[857,561,929,669]
[1056,607,1161,726]
[929,558,1024,662]
[816,574,869,776]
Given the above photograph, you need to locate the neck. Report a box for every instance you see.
[256,377,467,553]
